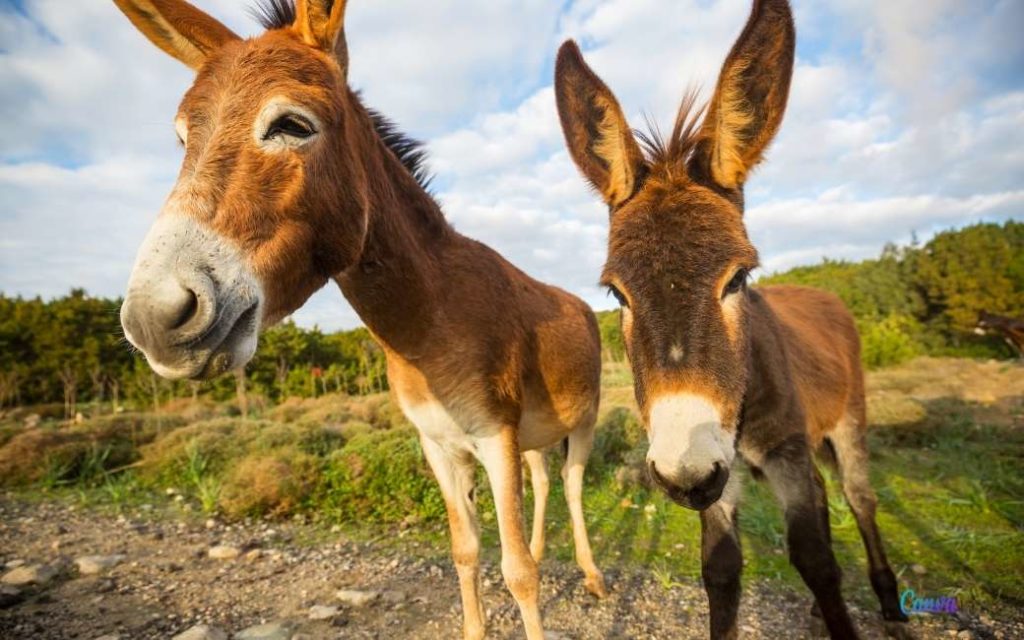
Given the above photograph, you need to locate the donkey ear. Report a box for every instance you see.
[692,0,795,190]
[294,0,348,71]
[112,0,239,70]
[555,40,645,210]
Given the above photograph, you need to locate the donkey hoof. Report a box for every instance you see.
[585,572,608,599]
[883,608,910,623]
[883,620,917,640]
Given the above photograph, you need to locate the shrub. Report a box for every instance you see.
[593,406,646,467]
[317,427,446,523]
[860,314,923,369]
[220,448,318,517]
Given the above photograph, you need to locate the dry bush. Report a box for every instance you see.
[219,448,318,517]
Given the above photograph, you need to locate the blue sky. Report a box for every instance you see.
[1,0,1022,330]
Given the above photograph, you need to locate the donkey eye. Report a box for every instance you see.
[264,114,316,141]
[608,285,629,308]
[724,269,749,297]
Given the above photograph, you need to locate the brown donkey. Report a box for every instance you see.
[112,1,606,638]
[555,0,908,638]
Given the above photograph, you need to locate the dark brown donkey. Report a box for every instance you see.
[112,1,606,638]
[555,0,907,638]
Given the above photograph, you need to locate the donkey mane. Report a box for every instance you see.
[636,89,706,169]
[250,0,296,30]
[251,0,433,191]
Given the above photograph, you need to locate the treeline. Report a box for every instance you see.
[597,220,1022,367]
[0,290,386,415]
[0,221,1019,413]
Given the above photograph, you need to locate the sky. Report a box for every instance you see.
[1,0,1022,331]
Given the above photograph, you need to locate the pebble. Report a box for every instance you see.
[335,588,381,607]
[207,546,241,560]
[2,563,59,586]
[234,621,294,640]
[75,555,126,575]
[0,584,23,608]
[171,624,228,640]
[308,604,340,620]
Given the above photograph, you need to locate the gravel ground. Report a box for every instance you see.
[0,496,1018,640]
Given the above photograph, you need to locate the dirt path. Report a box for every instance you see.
[0,496,1015,639]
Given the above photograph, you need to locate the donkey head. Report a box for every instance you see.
[556,0,794,509]
[116,0,369,379]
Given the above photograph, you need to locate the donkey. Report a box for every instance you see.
[112,1,606,638]
[976,311,1024,359]
[555,0,908,638]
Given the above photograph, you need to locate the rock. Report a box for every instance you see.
[207,545,241,560]
[234,621,294,640]
[0,584,23,608]
[911,564,927,576]
[383,590,407,605]
[242,549,262,563]
[956,631,975,640]
[544,632,571,640]
[93,635,121,640]
[205,519,217,530]
[171,624,228,640]
[2,563,59,586]
[336,589,381,607]
[5,559,26,570]
[75,555,126,575]
[24,413,40,428]
[308,604,340,620]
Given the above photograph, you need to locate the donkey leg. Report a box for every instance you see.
[478,427,545,640]
[701,470,743,640]
[420,436,486,640]
[562,424,607,598]
[763,436,860,640]
[829,414,907,623]
[522,449,549,563]
[809,464,833,620]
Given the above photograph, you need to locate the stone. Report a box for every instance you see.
[335,589,380,607]
[308,604,339,620]
[234,621,294,640]
[911,564,927,575]
[0,584,23,608]
[242,549,262,563]
[93,635,121,640]
[171,624,228,640]
[207,546,241,560]
[2,564,58,586]
[75,555,126,575]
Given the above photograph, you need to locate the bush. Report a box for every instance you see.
[593,406,646,467]
[860,315,923,369]
[220,448,318,517]
[317,427,447,523]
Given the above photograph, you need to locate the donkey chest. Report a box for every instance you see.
[394,387,499,454]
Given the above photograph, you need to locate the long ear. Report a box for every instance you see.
[294,0,348,71]
[692,0,795,190]
[113,0,240,70]
[555,40,646,209]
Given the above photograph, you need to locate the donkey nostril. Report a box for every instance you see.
[170,288,199,331]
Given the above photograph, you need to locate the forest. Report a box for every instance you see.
[1,220,1020,416]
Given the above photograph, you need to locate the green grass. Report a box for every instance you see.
[2,357,1022,619]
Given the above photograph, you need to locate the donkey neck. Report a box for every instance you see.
[333,102,453,357]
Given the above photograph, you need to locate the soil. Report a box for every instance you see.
[0,496,1018,640]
